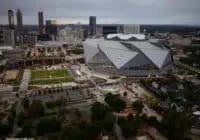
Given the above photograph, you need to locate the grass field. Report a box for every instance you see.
[30,77,74,85]
[31,69,69,80]
[30,69,73,85]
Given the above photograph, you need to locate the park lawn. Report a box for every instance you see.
[30,77,74,85]
[31,69,70,80]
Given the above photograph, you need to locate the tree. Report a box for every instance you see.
[48,89,52,94]
[59,108,68,119]
[22,98,30,109]
[118,114,141,138]
[7,113,15,125]
[132,100,144,113]
[61,121,101,140]
[84,122,102,140]
[28,100,45,118]
[61,125,84,140]
[16,120,33,137]
[0,123,13,136]
[103,114,116,132]
[123,92,127,96]
[146,116,159,127]
[17,112,25,127]
[105,93,126,112]
[197,74,200,79]
[75,109,82,118]
[91,102,111,122]
[160,110,193,140]
[38,90,41,95]
[37,117,61,136]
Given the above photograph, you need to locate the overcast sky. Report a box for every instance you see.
[0,0,200,25]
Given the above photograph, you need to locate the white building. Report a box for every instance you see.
[83,34,172,76]
[123,24,140,34]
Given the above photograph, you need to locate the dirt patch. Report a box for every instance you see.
[4,70,19,81]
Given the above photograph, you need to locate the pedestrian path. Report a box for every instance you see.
[19,69,31,91]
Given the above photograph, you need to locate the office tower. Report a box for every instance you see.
[45,20,57,39]
[3,29,15,46]
[38,11,44,34]
[83,29,88,39]
[0,29,3,43]
[8,10,15,29]
[102,25,120,37]
[89,16,96,36]
[10,30,15,46]
[16,9,23,29]
[123,24,140,34]
[16,9,23,44]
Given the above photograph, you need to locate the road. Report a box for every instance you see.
[174,61,200,74]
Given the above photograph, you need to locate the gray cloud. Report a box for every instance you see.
[0,0,200,25]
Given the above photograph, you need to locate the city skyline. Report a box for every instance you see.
[0,0,200,25]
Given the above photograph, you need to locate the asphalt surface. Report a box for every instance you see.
[28,88,92,103]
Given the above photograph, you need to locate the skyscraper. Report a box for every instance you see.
[45,20,57,35]
[38,11,44,34]
[16,9,23,29]
[8,9,15,29]
[123,24,140,34]
[89,16,96,36]
[45,20,57,40]
[3,29,15,46]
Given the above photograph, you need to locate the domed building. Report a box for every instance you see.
[83,34,173,76]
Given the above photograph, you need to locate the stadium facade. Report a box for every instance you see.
[83,34,173,76]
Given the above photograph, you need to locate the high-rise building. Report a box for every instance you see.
[16,9,23,45]
[123,24,140,34]
[16,9,23,29]
[3,29,15,46]
[89,16,96,36]
[102,25,121,37]
[45,20,57,37]
[8,10,15,29]
[0,30,4,43]
[38,11,44,34]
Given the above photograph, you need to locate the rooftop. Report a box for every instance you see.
[0,46,14,51]
[107,33,146,40]
[84,38,170,69]
[36,41,65,47]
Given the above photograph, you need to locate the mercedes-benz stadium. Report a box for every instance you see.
[83,34,173,76]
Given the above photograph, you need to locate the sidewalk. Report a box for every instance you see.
[19,69,31,91]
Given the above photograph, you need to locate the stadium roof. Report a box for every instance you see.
[107,34,145,40]
[84,38,170,69]
[130,42,169,68]
[100,45,138,68]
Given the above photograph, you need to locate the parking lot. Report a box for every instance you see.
[28,88,92,103]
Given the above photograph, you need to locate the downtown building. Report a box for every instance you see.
[45,20,58,40]
[123,24,140,34]
[83,34,172,76]
[89,16,96,36]
[38,11,44,34]
[8,9,15,29]
[16,9,23,44]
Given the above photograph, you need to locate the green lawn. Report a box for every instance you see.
[31,69,70,80]
[30,69,74,85]
[30,77,74,85]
